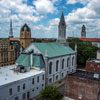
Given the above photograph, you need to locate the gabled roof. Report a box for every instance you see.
[19,54,30,67]
[16,53,26,63]
[21,23,30,31]
[16,53,45,68]
[33,42,75,58]
[33,54,45,68]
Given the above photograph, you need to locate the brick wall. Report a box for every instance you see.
[66,76,100,100]
[86,62,100,74]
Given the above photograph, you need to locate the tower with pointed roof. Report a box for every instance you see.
[20,24,31,49]
[9,19,13,38]
[57,8,68,45]
[81,25,86,38]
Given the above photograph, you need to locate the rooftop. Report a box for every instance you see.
[27,42,75,58]
[16,53,45,68]
[87,59,100,63]
[0,65,44,87]
[69,70,100,82]
[80,38,100,42]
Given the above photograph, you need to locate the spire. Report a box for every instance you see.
[57,8,68,46]
[59,8,66,26]
[9,19,13,38]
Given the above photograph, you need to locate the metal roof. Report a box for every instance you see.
[16,53,45,68]
[33,42,75,58]
[19,54,30,67]
[16,53,26,63]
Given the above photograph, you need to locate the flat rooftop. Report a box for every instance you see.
[87,59,100,63]
[0,65,45,87]
[69,70,100,82]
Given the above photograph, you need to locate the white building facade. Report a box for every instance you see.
[25,42,77,85]
[0,52,45,100]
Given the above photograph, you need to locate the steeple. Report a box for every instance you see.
[9,19,13,38]
[59,8,66,26]
[57,8,68,46]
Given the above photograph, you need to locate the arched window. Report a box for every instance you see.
[56,60,59,72]
[49,62,52,74]
[67,58,70,67]
[72,57,74,66]
[62,59,64,69]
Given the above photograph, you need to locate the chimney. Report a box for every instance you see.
[75,43,77,52]
[30,50,34,68]
[45,49,48,57]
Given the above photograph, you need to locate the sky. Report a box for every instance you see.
[0,0,100,38]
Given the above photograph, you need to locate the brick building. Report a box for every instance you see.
[86,59,100,74]
[66,70,100,100]
[0,39,20,66]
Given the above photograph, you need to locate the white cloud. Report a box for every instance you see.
[33,0,57,15]
[66,0,90,5]
[65,0,100,38]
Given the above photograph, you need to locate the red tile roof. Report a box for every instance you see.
[80,38,100,42]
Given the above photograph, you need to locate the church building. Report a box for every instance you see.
[24,10,77,85]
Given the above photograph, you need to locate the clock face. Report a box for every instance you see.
[24,26,27,31]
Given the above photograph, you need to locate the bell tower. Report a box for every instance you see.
[20,24,31,49]
[81,25,86,38]
[57,9,67,45]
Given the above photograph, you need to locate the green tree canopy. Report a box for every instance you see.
[40,85,62,100]
[68,38,99,66]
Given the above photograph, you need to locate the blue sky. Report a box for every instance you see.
[0,0,100,38]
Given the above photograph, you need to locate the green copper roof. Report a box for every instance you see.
[16,53,45,68]
[16,54,26,63]
[19,55,30,67]
[33,42,75,58]
[33,54,45,68]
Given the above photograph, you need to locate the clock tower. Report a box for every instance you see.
[20,24,31,49]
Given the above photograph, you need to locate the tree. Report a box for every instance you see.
[68,38,99,66]
[40,85,62,100]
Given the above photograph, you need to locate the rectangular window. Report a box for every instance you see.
[9,88,12,95]
[23,83,25,90]
[17,85,20,92]
[37,76,39,83]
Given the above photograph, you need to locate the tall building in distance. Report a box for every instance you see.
[9,19,13,38]
[20,24,31,49]
[57,9,67,46]
[81,25,86,38]
[0,39,20,66]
